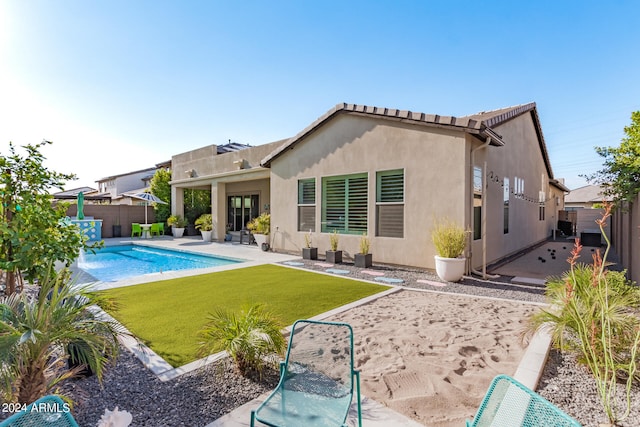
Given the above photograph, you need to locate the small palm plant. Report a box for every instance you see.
[198,304,286,378]
[0,268,122,404]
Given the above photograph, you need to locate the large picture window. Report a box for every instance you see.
[298,179,316,232]
[322,174,368,234]
[376,169,404,237]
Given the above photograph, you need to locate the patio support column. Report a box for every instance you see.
[212,182,226,241]
[172,186,184,218]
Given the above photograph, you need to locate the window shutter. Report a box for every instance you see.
[376,170,404,238]
[378,173,404,202]
[347,176,368,233]
[298,180,315,204]
[323,178,346,231]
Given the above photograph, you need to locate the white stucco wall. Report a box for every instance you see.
[469,112,562,268]
[269,114,467,269]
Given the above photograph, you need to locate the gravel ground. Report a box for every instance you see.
[3,260,638,426]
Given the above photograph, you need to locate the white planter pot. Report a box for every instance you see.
[434,256,466,282]
[253,234,270,249]
[172,227,185,238]
[201,230,213,242]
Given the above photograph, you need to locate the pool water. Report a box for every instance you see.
[78,245,241,282]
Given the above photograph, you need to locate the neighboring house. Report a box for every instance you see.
[97,166,159,205]
[561,184,613,241]
[564,184,609,209]
[51,186,112,203]
[171,102,568,272]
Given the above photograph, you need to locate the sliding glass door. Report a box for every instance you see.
[227,195,259,231]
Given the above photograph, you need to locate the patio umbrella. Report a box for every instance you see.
[129,192,167,224]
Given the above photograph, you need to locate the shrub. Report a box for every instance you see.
[167,215,187,228]
[247,213,270,235]
[0,268,123,404]
[195,213,213,231]
[431,218,467,258]
[527,204,640,424]
[198,304,286,378]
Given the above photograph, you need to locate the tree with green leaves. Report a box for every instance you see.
[586,111,640,205]
[0,141,87,295]
[184,188,211,225]
[150,168,171,224]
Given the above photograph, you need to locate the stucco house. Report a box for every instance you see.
[170,102,568,273]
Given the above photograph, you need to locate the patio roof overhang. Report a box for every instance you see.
[170,167,271,188]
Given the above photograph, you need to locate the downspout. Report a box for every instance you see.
[469,136,499,279]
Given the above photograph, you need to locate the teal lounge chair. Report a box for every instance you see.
[0,395,79,427]
[131,223,142,237]
[251,319,362,427]
[467,375,581,427]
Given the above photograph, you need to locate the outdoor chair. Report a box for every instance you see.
[131,223,142,237]
[0,395,80,427]
[466,374,581,427]
[150,222,164,236]
[251,319,362,427]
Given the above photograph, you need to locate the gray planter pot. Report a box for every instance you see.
[354,253,373,268]
[302,247,318,260]
[326,250,342,264]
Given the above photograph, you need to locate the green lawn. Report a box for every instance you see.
[101,264,389,367]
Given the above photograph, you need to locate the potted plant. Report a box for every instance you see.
[431,218,468,282]
[248,212,270,251]
[326,230,342,264]
[167,214,187,238]
[302,231,318,260]
[195,213,213,242]
[225,223,233,241]
[354,233,372,268]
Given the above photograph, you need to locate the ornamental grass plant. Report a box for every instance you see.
[329,230,339,251]
[359,233,370,255]
[431,218,467,258]
[528,204,640,425]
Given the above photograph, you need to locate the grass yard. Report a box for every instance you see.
[100,264,389,367]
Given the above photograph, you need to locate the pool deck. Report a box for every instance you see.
[73,235,554,427]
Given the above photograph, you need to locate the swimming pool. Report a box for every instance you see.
[78,245,241,282]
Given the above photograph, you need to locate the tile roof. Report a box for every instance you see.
[261,102,546,170]
[565,184,611,203]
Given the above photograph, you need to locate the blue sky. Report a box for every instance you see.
[1,1,639,190]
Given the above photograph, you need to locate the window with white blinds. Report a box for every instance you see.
[298,179,315,232]
[376,169,404,237]
[321,174,368,234]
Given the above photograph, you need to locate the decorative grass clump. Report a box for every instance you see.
[100,264,388,367]
[431,218,467,258]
